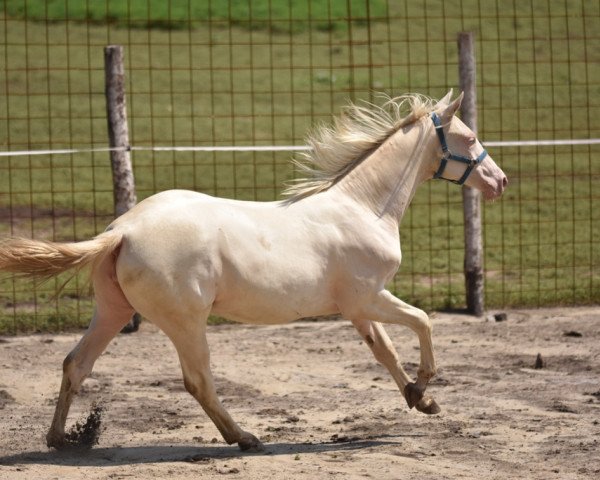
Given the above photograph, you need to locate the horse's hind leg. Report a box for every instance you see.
[47,254,135,449]
[162,314,263,452]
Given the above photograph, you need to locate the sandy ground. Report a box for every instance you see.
[0,307,599,479]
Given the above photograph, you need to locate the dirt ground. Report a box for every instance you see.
[0,307,599,479]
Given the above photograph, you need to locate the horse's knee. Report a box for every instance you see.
[353,320,398,366]
[355,322,382,356]
[412,308,432,335]
[352,320,374,343]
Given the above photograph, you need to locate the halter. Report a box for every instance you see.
[430,112,488,185]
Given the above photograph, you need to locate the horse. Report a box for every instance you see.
[0,91,507,452]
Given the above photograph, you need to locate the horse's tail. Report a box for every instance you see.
[0,231,123,282]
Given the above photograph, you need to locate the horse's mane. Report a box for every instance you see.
[283,93,437,201]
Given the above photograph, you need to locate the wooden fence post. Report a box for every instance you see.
[104,44,140,332]
[458,32,485,316]
[104,45,137,217]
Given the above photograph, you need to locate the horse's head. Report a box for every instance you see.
[429,91,507,200]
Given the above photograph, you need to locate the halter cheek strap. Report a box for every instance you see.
[431,112,488,185]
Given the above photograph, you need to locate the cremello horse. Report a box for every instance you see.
[0,91,506,452]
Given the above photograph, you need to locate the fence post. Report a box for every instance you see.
[458,32,484,317]
[104,44,140,332]
[104,45,137,217]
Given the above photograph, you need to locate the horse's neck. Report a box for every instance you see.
[333,120,434,222]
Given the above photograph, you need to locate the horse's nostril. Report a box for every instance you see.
[502,176,508,188]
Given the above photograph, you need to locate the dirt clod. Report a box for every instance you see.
[563,330,583,338]
[63,403,104,449]
[0,389,15,409]
[551,402,577,414]
[535,353,545,369]
[330,433,359,443]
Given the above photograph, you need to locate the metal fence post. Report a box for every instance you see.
[104,44,141,332]
[458,32,485,316]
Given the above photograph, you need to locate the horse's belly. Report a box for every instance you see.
[211,281,339,325]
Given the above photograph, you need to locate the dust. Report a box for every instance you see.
[63,403,104,449]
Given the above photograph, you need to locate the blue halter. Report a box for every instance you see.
[431,112,488,185]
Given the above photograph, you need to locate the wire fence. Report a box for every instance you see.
[1,0,599,332]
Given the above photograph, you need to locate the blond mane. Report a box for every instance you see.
[283,93,437,200]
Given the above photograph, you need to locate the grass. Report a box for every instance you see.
[1,0,388,32]
[0,0,599,333]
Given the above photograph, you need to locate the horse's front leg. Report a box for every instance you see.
[351,319,440,414]
[348,290,439,414]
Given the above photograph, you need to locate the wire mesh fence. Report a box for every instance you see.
[1,0,599,332]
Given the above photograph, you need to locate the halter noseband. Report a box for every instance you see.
[430,112,488,185]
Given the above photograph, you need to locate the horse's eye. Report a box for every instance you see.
[468,137,477,145]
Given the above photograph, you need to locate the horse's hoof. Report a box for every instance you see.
[237,432,264,452]
[46,432,66,450]
[404,382,424,409]
[415,396,441,415]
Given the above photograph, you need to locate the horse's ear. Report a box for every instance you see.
[442,91,464,118]
[438,89,454,106]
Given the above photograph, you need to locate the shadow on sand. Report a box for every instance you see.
[0,435,408,467]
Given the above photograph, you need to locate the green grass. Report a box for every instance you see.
[1,0,388,32]
[0,0,599,333]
